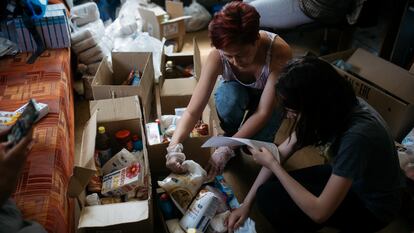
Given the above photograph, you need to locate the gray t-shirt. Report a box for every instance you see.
[330,98,405,222]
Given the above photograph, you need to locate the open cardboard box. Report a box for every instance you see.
[146,81,213,175]
[321,48,414,142]
[92,52,155,122]
[139,1,191,52]
[158,37,201,115]
[68,96,153,233]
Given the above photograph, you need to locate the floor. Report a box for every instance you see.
[74,25,413,232]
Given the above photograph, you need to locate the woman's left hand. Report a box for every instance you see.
[249,147,280,169]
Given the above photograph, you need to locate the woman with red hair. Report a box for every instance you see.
[165,1,292,179]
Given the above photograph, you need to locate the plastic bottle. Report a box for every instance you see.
[159,193,174,220]
[96,126,112,166]
[115,129,133,152]
[165,60,180,79]
[131,70,141,86]
[132,134,143,151]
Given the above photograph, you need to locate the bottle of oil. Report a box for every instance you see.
[96,126,112,166]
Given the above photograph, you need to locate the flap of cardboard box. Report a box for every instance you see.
[347,48,414,104]
[161,78,197,96]
[166,0,184,18]
[68,111,98,198]
[78,201,149,228]
[92,57,113,86]
[89,95,142,122]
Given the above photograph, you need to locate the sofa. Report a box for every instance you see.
[0,49,75,233]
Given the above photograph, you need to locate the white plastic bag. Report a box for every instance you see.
[71,2,100,27]
[235,218,257,233]
[184,0,212,32]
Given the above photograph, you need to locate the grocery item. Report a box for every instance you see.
[179,190,219,232]
[132,134,143,151]
[158,160,207,213]
[101,148,143,175]
[207,211,230,233]
[101,162,143,196]
[115,129,133,152]
[85,193,101,206]
[96,126,112,165]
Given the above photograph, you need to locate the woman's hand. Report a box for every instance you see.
[205,146,234,180]
[249,147,280,170]
[227,204,250,232]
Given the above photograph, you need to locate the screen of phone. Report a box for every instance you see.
[7,99,39,145]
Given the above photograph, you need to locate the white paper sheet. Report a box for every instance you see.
[202,136,280,162]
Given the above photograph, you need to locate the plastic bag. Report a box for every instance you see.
[235,218,257,233]
[184,0,212,32]
[71,2,100,27]
[158,160,207,213]
[207,210,230,233]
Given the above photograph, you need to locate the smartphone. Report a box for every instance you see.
[7,99,39,145]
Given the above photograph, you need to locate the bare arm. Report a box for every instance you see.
[243,133,298,207]
[228,133,298,230]
[170,50,222,146]
[233,36,292,139]
[269,163,352,223]
[253,137,353,224]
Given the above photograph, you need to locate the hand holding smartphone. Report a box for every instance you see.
[7,99,39,146]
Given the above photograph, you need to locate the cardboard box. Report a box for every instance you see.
[68,96,153,233]
[139,1,191,52]
[92,52,155,123]
[321,48,414,141]
[0,3,70,52]
[146,80,212,175]
[159,38,201,115]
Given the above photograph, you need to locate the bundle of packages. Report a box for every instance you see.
[70,2,113,99]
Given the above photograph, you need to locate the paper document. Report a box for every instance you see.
[202,136,279,162]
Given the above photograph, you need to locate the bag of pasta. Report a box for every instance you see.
[158,160,207,213]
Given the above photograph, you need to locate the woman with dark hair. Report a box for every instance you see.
[165,1,292,178]
[228,57,405,232]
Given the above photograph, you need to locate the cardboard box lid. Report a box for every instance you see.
[78,201,149,228]
[68,96,143,198]
[161,78,197,96]
[89,96,143,122]
[347,48,414,104]
[166,0,183,19]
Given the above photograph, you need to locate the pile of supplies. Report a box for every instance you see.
[70,2,112,99]
[146,108,209,145]
[85,125,148,206]
[157,160,256,233]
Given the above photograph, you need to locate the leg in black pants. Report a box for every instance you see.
[256,164,388,233]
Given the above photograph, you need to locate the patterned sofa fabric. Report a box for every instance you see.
[0,49,75,233]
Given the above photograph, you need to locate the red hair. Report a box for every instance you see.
[208,1,260,49]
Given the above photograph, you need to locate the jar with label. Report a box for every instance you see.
[115,129,133,151]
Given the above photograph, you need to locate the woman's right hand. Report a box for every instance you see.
[165,143,187,174]
[227,204,250,232]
